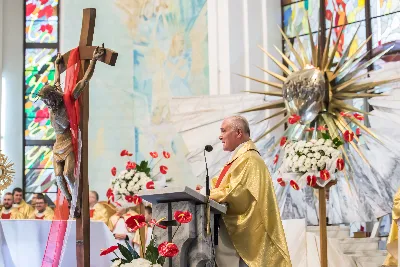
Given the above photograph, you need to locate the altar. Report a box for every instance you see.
[0,220,116,267]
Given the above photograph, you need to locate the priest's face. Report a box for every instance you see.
[219,119,242,152]
[3,195,13,209]
[13,191,23,204]
[35,199,46,213]
[89,192,97,206]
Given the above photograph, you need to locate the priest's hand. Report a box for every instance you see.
[114,234,127,240]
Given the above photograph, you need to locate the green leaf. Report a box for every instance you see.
[322,133,331,140]
[145,239,160,264]
[132,250,140,260]
[157,256,166,265]
[118,243,134,262]
[333,137,343,148]
[111,258,120,262]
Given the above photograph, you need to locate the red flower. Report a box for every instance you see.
[149,219,167,229]
[356,128,361,136]
[111,167,117,176]
[125,195,134,203]
[273,154,279,165]
[160,165,168,175]
[326,10,333,20]
[320,170,330,181]
[150,152,159,158]
[133,195,142,205]
[38,5,53,19]
[336,159,345,171]
[163,151,171,159]
[340,111,352,118]
[307,175,317,187]
[158,242,179,257]
[280,137,287,147]
[288,114,301,124]
[277,178,286,187]
[120,149,133,157]
[317,125,328,131]
[353,113,364,121]
[305,127,315,132]
[125,215,146,231]
[34,108,49,122]
[290,180,300,190]
[126,161,137,170]
[174,211,193,224]
[106,188,114,201]
[343,130,354,142]
[40,0,49,4]
[146,181,155,189]
[100,245,119,256]
[26,3,36,17]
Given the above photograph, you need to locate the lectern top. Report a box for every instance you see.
[138,186,227,214]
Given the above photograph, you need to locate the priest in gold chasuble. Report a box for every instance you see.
[383,188,400,266]
[209,116,291,267]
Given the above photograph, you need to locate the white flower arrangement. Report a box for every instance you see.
[110,169,153,207]
[280,138,340,174]
[277,138,344,189]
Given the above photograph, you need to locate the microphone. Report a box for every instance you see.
[205,145,213,152]
[204,145,213,196]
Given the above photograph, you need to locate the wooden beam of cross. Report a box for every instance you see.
[57,8,119,267]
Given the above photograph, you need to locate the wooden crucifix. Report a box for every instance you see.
[58,8,118,267]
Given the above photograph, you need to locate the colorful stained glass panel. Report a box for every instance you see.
[24,169,57,193]
[283,0,320,37]
[25,48,57,72]
[25,145,53,169]
[325,0,366,27]
[370,0,400,17]
[371,12,400,48]
[327,22,367,63]
[25,116,55,140]
[26,0,59,21]
[26,19,58,43]
[25,97,47,117]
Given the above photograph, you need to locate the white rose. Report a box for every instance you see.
[317,138,325,145]
[121,181,127,189]
[303,148,310,154]
[304,161,312,168]
[299,166,307,172]
[293,155,299,161]
[305,158,311,164]
[314,152,321,159]
[288,160,293,167]
[307,153,314,158]
[132,175,139,183]
[310,139,317,144]
[291,166,297,172]
[133,184,140,192]
[311,158,317,164]
[325,139,333,147]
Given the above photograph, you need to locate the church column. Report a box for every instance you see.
[1,0,24,189]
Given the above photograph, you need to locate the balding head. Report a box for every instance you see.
[219,116,251,151]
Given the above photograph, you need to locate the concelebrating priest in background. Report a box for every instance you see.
[199,115,291,267]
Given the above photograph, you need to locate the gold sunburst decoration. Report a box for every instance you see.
[240,15,398,182]
[0,150,15,191]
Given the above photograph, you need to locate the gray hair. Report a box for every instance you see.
[227,115,250,136]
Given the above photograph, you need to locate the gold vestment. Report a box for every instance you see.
[13,200,34,219]
[210,140,291,267]
[91,201,116,224]
[0,207,24,219]
[29,206,54,220]
[383,188,400,266]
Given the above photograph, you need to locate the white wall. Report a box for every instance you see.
[207,0,283,95]
[1,0,23,191]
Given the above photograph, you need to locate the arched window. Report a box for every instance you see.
[24,0,60,205]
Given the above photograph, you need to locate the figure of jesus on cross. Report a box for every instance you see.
[38,46,104,213]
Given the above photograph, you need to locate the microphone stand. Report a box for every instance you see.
[204,149,210,197]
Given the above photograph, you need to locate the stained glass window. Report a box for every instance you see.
[370,0,400,18]
[24,0,59,203]
[371,12,400,48]
[283,0,320,37]
[325,0,366,28]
